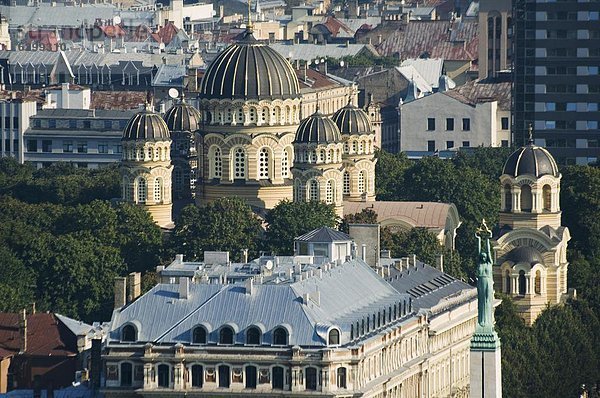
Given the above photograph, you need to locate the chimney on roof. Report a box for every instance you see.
[242,249,248,263]
[245,278,254,295]
[179,277,189,299]
[127,272,141,303]
[361,244,367,262]
[19,309,27,353]
[114,277,126,309]
[412,254,417,266]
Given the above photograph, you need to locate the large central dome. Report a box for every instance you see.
[200,31,300,100]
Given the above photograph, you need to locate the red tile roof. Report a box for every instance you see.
[152,22,179,45]
[98,24,127,38]
[295,68,342,90]
[444,78,512,110]
[0,313,78,357]
[377,20,478,61]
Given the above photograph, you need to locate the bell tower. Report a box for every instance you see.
[493,128,570,325]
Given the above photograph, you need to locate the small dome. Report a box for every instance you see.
[504,246,544,265]
[164,101,201,132]
[503,141,559,178]
[331,102,372,136]
[122,109,171,142]
[200,30,300,100]
[294,110,342,144]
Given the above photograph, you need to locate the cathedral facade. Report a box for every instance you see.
[493,138,570,325]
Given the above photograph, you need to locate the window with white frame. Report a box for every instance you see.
[233,147,246,179]
[343,172,350,195]
[309,179,319,201]
[358,171,365,194]
[258,147,270,179]
[137,177,147,203]
[282,148,290,178]
[210,147,222,179]
[326,180,334,204]
[154,178,162,202]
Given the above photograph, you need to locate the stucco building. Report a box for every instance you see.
[101,228,477,397]
[493,136,570,325]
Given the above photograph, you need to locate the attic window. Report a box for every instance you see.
[328,329,340,345]
[121,324,136,342]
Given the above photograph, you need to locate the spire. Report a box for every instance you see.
[247,0,253,32]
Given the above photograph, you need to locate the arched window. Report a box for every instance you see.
[219,327,234,345]
[504,184,512,211]
[245,365,257,389]
[218,365,230,388]
[123,177,131,201]
[505,270,511,294]
[193,326,207,344]
[327,149,333,162]
[272,327,288,345]
[121,362,133,386]
[326,180,334,204]
[294,178,304,202]
[305,367,318,391]
[319,149,325,163]
[358,171,365,194]
[520,185,532,212]
[191,364,203,387]
[249,107,257,123]
[518,270,526,295]
[343,172,350,195]
[212,147,222,179]
[258,147,270,179]
[282,148,290,178]
[137,177,147,203]
[154,177,162,203]
[157,364,170,388]
[272,366,285,389]
[309,179,319,201]
[535,270,541,295]
[543,185,552,211]
[328,329,340,345]
[121,325,136,342]
[352,141,357,153]
[232,147,246,179]
[246,327,261,345]
[337,367,347,388]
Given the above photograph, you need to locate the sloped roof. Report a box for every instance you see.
[400,58,444,89]
[269,42,379,62]
[343,201,456,229]
[378,20,478,61]
[0,313,78,357]
[295,227,352,243]
[396,65,432,94]
[443,78,512,110]
[386,262,475,314]
[109,259,412,347]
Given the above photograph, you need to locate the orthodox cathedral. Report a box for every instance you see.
[119,27,376,227]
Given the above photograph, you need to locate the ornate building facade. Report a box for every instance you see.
[163,99,201,200]
[492,138,570,325]
[195,30,301,210]
[101,228,477,397]
[120,107,174,229]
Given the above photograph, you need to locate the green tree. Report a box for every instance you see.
[374,150,411,201]
[172,197,263,261]
[452,146,514,180]
[0,247,36,312]
[264,200,338,255]
[340,207,378,233]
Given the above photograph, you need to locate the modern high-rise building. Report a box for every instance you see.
[513,0,600,164]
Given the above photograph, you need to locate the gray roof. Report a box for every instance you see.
[332,102,373,136]
[503,246,544,265]
[122,110,171,142]
[386,262,475,315]
[34,109,134,119]
[109,259,413,347]
[294,111,343,144]
[269,42,379,62]
[152,64,186,87]
[55,314,94,337]
[503,142,559,178]
[295,227,352,243]
[1,4,116,28]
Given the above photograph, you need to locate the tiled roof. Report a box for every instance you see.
[343,201,456,229]
[0,313,79,357]
[269,42,379,62]
[296,68,344,91]
[91,91,148,110]
[443,78,512,111]
[377,20,478,61]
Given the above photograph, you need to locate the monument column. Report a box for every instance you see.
[470,220,502,398]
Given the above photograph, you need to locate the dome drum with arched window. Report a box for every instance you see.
[120,107,174,229]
